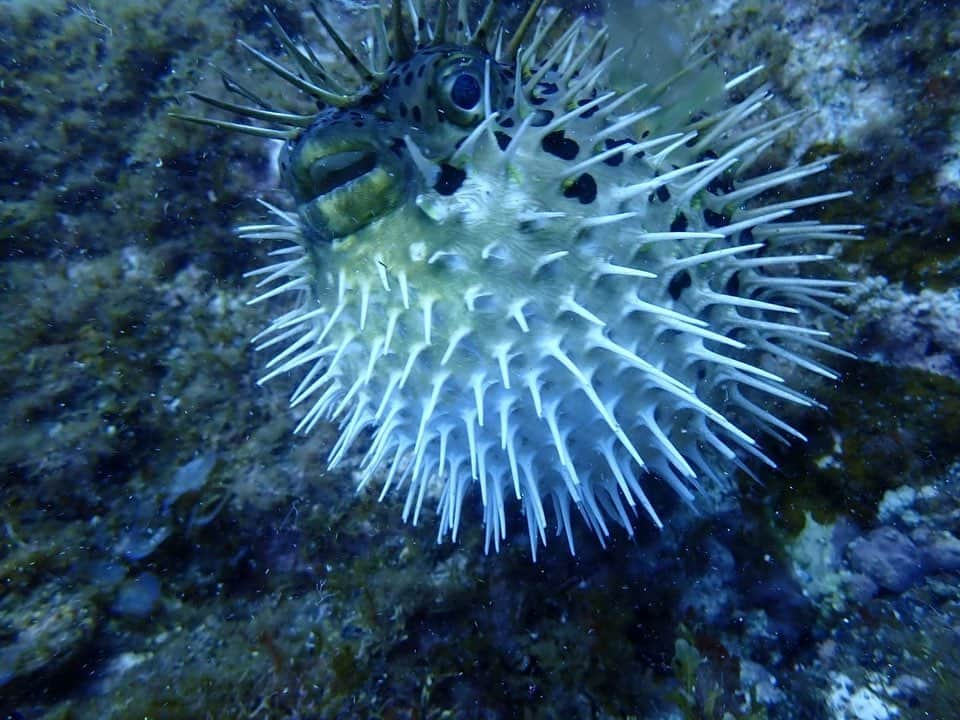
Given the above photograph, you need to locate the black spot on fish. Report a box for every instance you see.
[577,97,599,119]
[656,185,671,202]
[412,105,422,123]
[707,172,735,195]
[563,173,597,204]
[530,109,554,126]
[725,271,741,296]
[668,270,692,300]
[671,212,688,232]
[542,131,579,160]
[495,131,512,151]
[435,163,466,195]
[603,138,633,166]
[703,208,729,227]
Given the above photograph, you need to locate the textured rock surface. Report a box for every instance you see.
[846,527,923,593]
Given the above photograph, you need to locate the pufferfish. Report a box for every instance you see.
[175,0,860,557]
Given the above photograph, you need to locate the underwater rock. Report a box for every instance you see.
[0,585,98,696]
[839,573,879,604]
[912,527,960,574]
[843,279,960,380]
[111,572,163,618]
[845,526,923,593]
[826,671,899,720]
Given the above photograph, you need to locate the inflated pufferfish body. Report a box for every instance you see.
[178,0,859,557]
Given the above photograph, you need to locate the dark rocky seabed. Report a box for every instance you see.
[1,0,959,718]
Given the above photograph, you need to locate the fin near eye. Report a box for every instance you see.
[450,73,481,110]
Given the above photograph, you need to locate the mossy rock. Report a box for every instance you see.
[771,362,960,531]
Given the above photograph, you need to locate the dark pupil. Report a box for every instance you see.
[450,73,481,110]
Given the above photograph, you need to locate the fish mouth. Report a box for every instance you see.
[287,131,411,240]
[308,150,379,197]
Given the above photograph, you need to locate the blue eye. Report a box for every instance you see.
[450,73,481,110]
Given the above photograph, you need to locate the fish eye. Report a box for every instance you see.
[450,73,481,110]
[434,53,490,126]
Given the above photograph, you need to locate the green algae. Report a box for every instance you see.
[669,627,770,720]
[829,149,960,294]
[0,0,282,266]
[762,362,960,534]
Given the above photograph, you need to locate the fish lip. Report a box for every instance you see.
[308,149,379,197]
[285,121,413,238]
